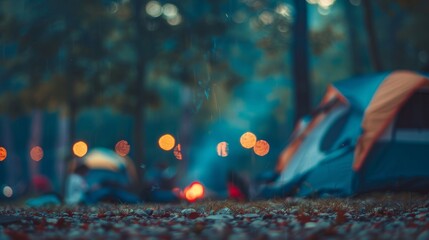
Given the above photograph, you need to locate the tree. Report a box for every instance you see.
[0,0,140,190]
[292,0,311,122]
[362,0,383,71]
[1,0,245,188]
[376,0,429,71]
[0,0,123,138]
[138,0,244,177]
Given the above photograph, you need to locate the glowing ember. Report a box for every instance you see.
[184,182,204,202]
[0,147,7,161]
[240,132,257,149]
[216,141,229,157]
[30,146,44,161]
[173,144,182,160]
[73,141,88,158]
[2,186,13,198]
[115,140,130,157]
[158,134,176,151]
[253,140,270,156]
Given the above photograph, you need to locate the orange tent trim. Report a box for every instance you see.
[353,71,429,170]
[275,86,346,172]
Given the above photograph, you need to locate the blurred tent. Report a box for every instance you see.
[70,148,137,187]
[271,70,429,197]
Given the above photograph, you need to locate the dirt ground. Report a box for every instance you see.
[2,193,429,239]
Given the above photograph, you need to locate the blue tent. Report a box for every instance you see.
[270,70,429,197]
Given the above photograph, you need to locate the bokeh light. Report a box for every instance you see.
[275,4,292,18]
[240,132,257,149]
[109,2,119,14]
[306,0,318,4]
[167,14,182,26]
[216,141,229,157]
[319,0,335,9]
[318,6,331,15]
[2,186,13,198]
[30,146,44,161]
[162,3,178,18]
[306,0,336,9]
[0,147,7,161]
[184,182,204,202]
[115,140,130,157]
[73,141,88,158]
[173,144,182,160]
[146,1,162,17]
[259,11,274,25]
[253,140,270,156]
[158,134,176,151]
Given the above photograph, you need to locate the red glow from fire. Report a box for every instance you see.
[184,182,204,202]
[172,187,181,197]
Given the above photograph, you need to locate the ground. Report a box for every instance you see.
[2,193,429,239]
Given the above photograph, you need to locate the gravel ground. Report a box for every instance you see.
[2,193,429,240]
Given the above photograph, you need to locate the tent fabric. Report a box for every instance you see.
[354,141,429,194]
[272,70,429,198]
[275,104,352,186]
[331,72,389,110]
[83,148,127,171]
[69,148,137,185]
[274,72,386,173]
[278,70,429,174]
[353,71,429,170]
[275,86,343,172]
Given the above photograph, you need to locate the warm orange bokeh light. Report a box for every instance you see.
[253,140,270,156]
[184,182,204,202]
[216,141,229,157]
[158,134,176,151]
[115,140,130,157]
[0,147,7,161]
[173,144,182,160]
[240,132,257,149]
[30,146,44,161]
[73,141,88,158]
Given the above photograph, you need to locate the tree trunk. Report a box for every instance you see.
[344,1,363,75]
[56,107,69,194]
[61,47,77,196]
[362,0,383,71]
[28,110,43,191]
[58,99,76,197]
[132,0,147,189]
[292,0,311,123]
[1,117,17,185]
[177,86,194,180]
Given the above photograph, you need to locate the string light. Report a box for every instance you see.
[0,147,7,161]
[73,141,88,158]
[158,134,176,151]
[115,140,130,157]
[253,140,270,156]
[240,132,257,149]
[30,146,44,162]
